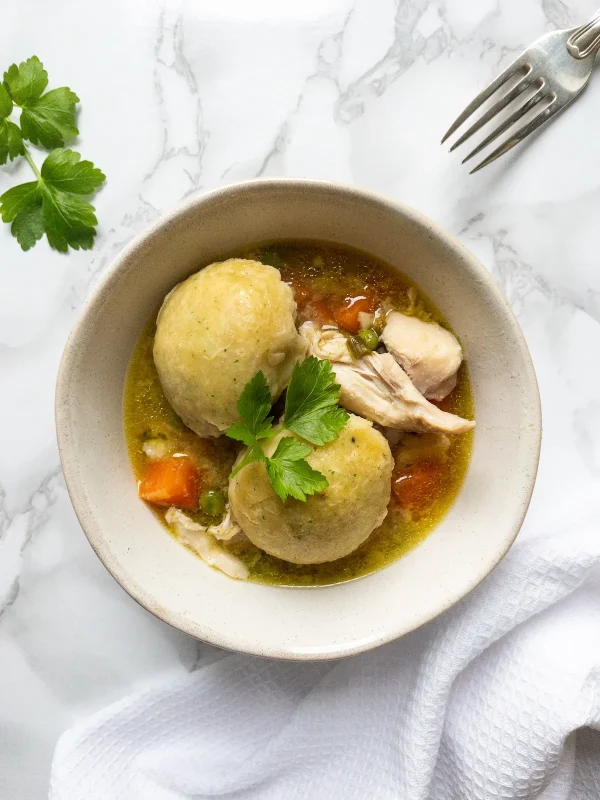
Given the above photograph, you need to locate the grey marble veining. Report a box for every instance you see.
[2,1,600,796]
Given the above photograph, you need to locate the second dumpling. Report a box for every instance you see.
[229,414,394,565]
[153,258,306,437]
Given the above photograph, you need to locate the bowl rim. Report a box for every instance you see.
[55,178,542,660]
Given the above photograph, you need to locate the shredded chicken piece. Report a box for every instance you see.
[165,505,241,541]
[381,312,463,400]
[336,353,474,434]
[358,311,374,330]
[300,322,475,435]
[299,321,353,364]
[209,507,243,541]
[165,507,248,580]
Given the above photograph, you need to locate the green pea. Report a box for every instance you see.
[200,488,226,517]
[357,328,379,351]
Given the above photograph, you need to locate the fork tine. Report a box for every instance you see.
[449,74,539,152]
[441,61,530,144]
[461,87,547,163]
[469,97,559,173]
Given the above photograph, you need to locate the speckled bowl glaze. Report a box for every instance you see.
[55,180,541,660]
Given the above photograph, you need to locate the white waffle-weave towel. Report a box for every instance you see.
[49,489,600,800]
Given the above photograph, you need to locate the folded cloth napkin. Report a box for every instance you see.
[49,488,600,800]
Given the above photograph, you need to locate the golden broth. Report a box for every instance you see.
[124,241,474,586]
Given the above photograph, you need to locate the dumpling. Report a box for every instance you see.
[153,259,306,437]
[229,414,393,564]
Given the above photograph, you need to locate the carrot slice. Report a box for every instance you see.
[139,455,199,510]
[332,294,376,334]
[391,460,447,512]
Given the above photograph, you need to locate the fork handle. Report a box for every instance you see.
[568,9,600,58]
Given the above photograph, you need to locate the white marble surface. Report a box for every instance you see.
[2,0,600,796]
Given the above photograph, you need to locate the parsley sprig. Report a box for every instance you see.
[0,56,105,252]
[227,357,350,502]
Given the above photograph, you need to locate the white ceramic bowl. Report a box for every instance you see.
[56,180,541,660]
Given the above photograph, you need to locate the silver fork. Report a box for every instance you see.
[443,10,600,173]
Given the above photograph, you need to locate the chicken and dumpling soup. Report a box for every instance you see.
[124,241,475,586]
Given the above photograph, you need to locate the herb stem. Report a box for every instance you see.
[271,422,285,437]
[23,145,42,179]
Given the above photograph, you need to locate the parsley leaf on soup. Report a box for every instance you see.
[266,436,328,502]
[0,148,106,252]
[229,443,267,478]
[226,359,348,501]
[284,356,349,445]
[227,371,275,447]
[228,371,275,477]
[4,56,79,149]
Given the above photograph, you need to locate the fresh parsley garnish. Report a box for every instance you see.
[284,357,349,446]
[227,371,275,446]
[0,56,105,252]
[266,437,328,502]
[227,357,349,502]
[0,84,24,165]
